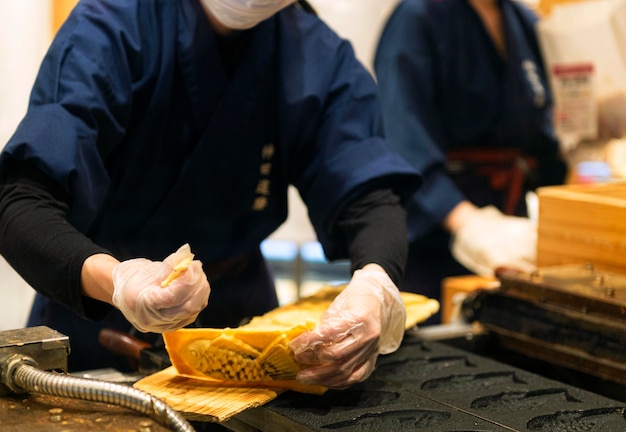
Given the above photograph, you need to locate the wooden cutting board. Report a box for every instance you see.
[133,366,285,423]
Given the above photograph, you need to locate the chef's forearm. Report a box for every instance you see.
[336,188,408,285]
[443,200,478,234]
[81,253,119,305]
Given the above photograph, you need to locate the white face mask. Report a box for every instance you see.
[201,0,297,30]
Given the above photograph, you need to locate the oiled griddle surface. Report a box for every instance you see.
[236,336,626,431]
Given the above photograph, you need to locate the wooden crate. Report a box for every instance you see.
[537,182,626,274]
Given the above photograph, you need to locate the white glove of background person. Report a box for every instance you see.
[112,246,210,333]
[451,205,537,277]
[290,267,406,389]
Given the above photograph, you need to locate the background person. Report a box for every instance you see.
[374,0,568,323]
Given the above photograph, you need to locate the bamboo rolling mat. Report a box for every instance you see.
[134,366,285,423]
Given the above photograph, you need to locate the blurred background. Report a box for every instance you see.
[0,1,54,331]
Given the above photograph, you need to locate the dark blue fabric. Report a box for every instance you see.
[27,294,134,372]
[1,0,420,369]
[374,0,565,242]
[374,0,566,317]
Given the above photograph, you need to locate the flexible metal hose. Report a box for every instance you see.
[7,356,195,432]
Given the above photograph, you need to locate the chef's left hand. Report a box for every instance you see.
[289,265,405,389]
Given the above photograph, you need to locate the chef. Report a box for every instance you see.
[0,0,420,389]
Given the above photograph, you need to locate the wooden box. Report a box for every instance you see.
[537,182,626,274]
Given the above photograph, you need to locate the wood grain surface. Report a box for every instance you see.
[134,366,285,423]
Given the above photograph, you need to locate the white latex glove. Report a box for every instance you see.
[451,206,537,277]
[289,268,406,389]
[112,245,210,333]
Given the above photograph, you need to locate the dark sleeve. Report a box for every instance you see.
[335,188,408,286]
[0,161,113,320]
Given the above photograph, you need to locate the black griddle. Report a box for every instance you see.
[463,264,626,391]
[231,334,626,431]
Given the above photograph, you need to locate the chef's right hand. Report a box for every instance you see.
[111,254,210,333]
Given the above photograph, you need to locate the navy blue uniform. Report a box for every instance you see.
[0,0,419,370]
[374,0,567,321]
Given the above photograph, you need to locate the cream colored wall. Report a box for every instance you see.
[308,0,400,75]
[0,1,51,330]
